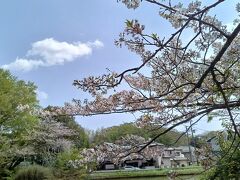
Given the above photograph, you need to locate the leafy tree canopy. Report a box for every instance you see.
[92,123,188,146]
[0,69,39,173]
[201,131,240,179]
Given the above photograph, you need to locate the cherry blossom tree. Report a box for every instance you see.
[58,0,240,156]
[29,118,76,165]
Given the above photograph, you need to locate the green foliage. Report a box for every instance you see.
[125,19,133,27]
[14,165,53,180]
[151,33,158,40]
[207,115,213,122]
[92,123,144,144]
[200,168,216,180]
[92,123,188,146]
[201,133,240,179]
[0,168,13,179]
[0,69,39,173]
[53,148,89,180]
[192,131,220,149]
[198,131,219,140]
[0,69,38,133]
[147,127,188,146]
[55,148,81,170]
[190,136,205,148]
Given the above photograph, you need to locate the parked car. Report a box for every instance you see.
[123,165,140,170]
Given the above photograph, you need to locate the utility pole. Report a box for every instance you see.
[185,126,193,165]
[190,121,199,165]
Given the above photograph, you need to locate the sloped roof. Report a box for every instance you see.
[177,146,195,153]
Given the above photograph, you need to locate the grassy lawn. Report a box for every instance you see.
[90,166,203,179]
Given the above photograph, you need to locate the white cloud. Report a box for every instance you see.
[1,38,104,71]
[1,58,44,71]
[88,40,104,48]
[35,89,48,100]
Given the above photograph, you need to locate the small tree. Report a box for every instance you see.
[28,118,76,166]
[48,111,89,148]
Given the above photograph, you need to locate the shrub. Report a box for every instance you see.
[53,149,90,179]
[14,165,53,180]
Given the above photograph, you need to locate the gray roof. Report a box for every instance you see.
[177,146,195,153]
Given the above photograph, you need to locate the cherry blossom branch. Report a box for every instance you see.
[145,0,228,37]
[176,23,240,106]
[211,70,240,138]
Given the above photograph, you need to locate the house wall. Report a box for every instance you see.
[105,164,115,170]
[178,160,188,167]
[162,157,171,168]
[156,156,162,168]
[171,159,188,167]
[125,159,143,167]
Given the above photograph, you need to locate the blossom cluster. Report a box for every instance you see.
[47,0,240,150]
[73,72,119,96]
[74,135,163,166]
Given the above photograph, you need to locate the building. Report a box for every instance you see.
[207,136,220,153]
[161,147,188,168]
[93,142,190,170]
[177,145,198,165]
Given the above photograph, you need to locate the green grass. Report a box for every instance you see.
[90,166,203,179]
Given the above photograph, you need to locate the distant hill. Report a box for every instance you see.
[91,123,189,146]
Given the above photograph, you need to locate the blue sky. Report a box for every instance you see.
[0,0,239,133]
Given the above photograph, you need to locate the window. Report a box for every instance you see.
[175,151,181,156]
